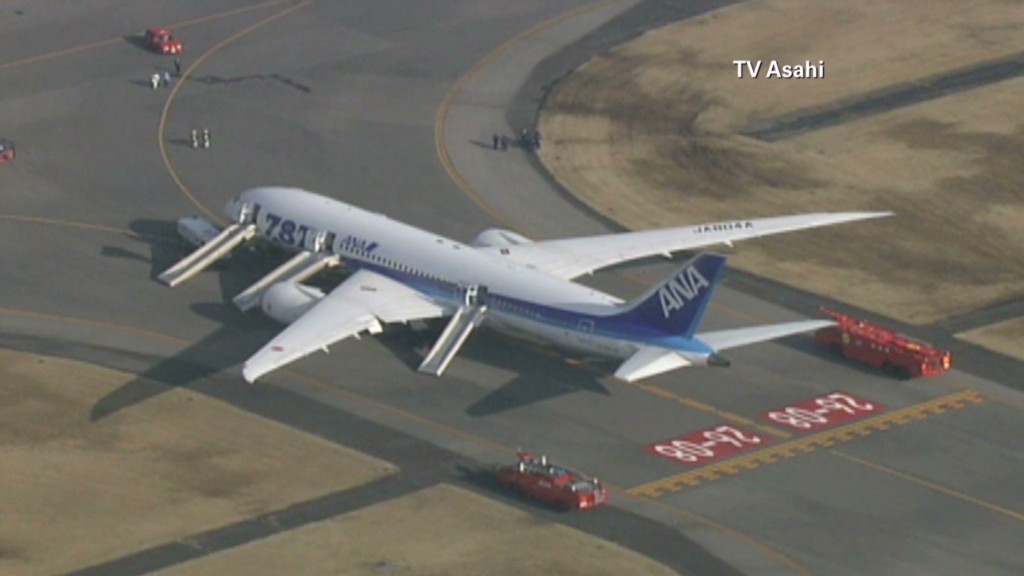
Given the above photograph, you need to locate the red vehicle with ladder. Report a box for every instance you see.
[496,450,608,511]
[815,307,952,379]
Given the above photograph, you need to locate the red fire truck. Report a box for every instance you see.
[144,27,183,55]
[0,139,14,164]
[815,307,952,379]
[496,451,608,511]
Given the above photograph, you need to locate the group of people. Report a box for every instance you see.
[149,58,183,89]
[144,59,209,150]
[491,127,542,151]
[190,128,211,149]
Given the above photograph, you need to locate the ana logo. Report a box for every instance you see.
[340,235,379,254]
[659,266,709,318]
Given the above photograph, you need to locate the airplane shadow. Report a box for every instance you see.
[123,219,188,280]
[375,324,612,418]
[128,78,160,89]
[90,246,282,422]
[189,73,311,94]
[89,316,275,421]
[469,139,500,150]
[121,33,149,52]
[461,334,613,417]
[100,245,150,264]
[97,220,183,279]
[91,219,293,420]
[167,137,198,148]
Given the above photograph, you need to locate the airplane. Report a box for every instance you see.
[158,186,891,383]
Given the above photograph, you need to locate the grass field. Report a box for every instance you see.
[538,0,1024,327]
[0,350,395,576]
[151,484,678,576]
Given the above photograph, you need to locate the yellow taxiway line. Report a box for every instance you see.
[630,389,983,498]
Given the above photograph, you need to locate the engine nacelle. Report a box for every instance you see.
[470,228,533,248]
[260,282,325,324]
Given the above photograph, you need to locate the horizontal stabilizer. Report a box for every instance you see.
[698,320,834,351]
[614,347,691,382]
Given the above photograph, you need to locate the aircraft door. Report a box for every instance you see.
[237,202,258,224]
[456,284,487,307]
[304,230,326,252]
[575,319,596,347]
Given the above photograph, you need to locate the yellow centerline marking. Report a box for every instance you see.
[0,214,181,244]
[829,450,1024,524]
[0,0,291,72]
[434,1,616,235]
[0,306,192,345]
[158,0,319,224]
[628,379,793,439]
[629,390,983,498]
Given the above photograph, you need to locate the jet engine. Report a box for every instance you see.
[470,228,533,248]
[260,282,325,324]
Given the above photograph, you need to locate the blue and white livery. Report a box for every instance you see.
[158,186,891,383]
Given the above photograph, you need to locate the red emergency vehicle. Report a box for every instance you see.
[815,307,952,379]
[144,27,183,55]
[0,139,14,164]
[496,451,608,511]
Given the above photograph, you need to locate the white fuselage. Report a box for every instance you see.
[227,187,707,361]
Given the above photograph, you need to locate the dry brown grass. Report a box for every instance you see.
[150,484,678,576]
[0,350,395,576]
[538,0,1024,326]
[958,317,1024,363]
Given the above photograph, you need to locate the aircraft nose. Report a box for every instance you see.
[223,197,241,221]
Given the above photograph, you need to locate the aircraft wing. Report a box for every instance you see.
[242,269,447,383]
[482,212,891,279]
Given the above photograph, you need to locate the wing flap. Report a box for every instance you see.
[482,212,891,279]
[242,269,447,382]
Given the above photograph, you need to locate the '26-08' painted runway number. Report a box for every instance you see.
[645,392,884,466]
[646,425,768,466]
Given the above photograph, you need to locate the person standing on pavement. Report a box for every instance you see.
[150,73,160,89]
[173,58,182,77]
[162,71,172,87]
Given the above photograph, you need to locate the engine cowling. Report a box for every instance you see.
[470,228,533,248]
[260,282,325,324]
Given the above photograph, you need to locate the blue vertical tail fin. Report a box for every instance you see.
[612,253,727,338]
